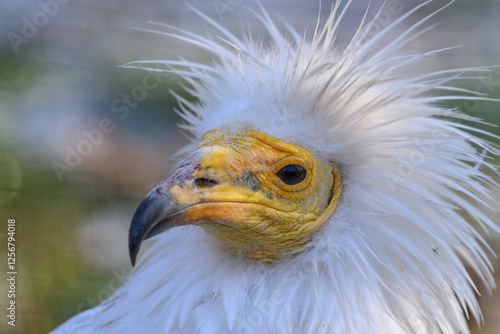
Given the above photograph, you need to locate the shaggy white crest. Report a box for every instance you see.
[54,1,500,333]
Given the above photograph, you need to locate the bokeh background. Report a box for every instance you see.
[0,0,499,333]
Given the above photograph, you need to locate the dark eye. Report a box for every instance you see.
[276,164,307,185]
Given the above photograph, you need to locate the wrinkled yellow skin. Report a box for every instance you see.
[169,129,342,262]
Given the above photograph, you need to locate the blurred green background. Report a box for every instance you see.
[0,0,499,333]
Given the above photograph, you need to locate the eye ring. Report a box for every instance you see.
[276,164,307,185]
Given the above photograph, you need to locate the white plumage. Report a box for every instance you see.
[54,1,499,333]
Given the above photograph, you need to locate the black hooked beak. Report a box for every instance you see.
[128,148,222,266]
[128,187,186,266]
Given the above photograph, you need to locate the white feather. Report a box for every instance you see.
[53,1,499,333]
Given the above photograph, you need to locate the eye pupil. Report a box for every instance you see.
[276,164,306,185]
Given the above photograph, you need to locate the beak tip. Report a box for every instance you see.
[128,234,139,267]
[129,253,137,267]
[128,208,147,267]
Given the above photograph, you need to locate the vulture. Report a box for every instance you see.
[54,1,500,333]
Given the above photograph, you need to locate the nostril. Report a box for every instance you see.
[194,178,218,188]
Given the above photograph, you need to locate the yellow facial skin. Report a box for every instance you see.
[165,129,342,262]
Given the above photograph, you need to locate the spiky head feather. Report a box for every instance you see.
[55,1,499,333]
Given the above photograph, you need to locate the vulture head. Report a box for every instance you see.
[54,1,499,333]
[129,128,342,264]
